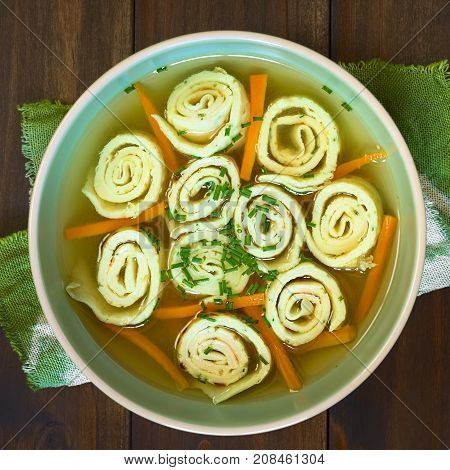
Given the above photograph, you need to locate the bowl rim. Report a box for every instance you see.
[29,30,426,436]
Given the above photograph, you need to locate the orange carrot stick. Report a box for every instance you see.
[134,82,179,172]
[104,324,189,390]
[154,293,266,320]
[243,306,302,391]
[288,325,357,354]
[240,74,268,181]
[353,215,398,323]
[64,200,166,240]
[333,151,387,180]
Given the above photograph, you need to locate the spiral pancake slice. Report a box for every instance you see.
[83,132,165,219]
[152,68,250,158]
[305,176,383,270]
[167,156,240,238]
[66,228,161,325]
[168,231,250,296]
[257,96,339,193]
[177,314,272,403]
[266,262,346,346]
[233,184,306,273]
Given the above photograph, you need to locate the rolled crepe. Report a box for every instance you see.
[176,313,272,404]
[257,96,339,193]
[168,231,250,296]
[266,262,346,346]
[167,155,240,238]
[66,227,161,325]
[305,176,383,270]
[83,132,165,219]
[233,184,307,273]
[152,68,250,158]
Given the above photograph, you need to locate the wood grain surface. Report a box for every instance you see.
[0,0,448,450]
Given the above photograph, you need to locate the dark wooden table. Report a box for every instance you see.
[0,0,448,450]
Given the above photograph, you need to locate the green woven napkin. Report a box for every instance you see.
[0,61,449,390]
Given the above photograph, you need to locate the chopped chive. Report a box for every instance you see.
[257,283,268,293]
[213,298,223,305]
[224,266,238,274]
[244,234,252,245]
[262,195,277,205]
[300,253,313,262]
[167,269,173,279]
[204,346,213,355]
[248,208,257,218]
[190,154,201,159]
[264,269,278,281]
[306,221,316,228]
[225,126,231,136]
[196,278,209,283]
[253,116,263,121]
[211,210,221,218]
[183,279,194,288]
[354,210,359,215]
[255,204,269,213]
[302,173,315,178]
[192,257,202,264]
[263,244,277,251]
[211,240,222,246]
[259,355,269,365]
[240,187,252,198]
[223,143,233,153]
[124,84,135,94]
[241,121,251,128]
[338,295,344,302]
[153,297,161,311]
[171,261,185,269]
[174,165,186,175]
[177,130,187,136]
[261,166,267,174]
[247,282,259,295]
[160,270,167,282]
[156,65,167,73]
[322,85,333,94]
[174,213,186,222]
[225,301,234,311]
[219,167,226,177]
[263,315,272,328]
[182,267,194,282]
[200,300,207,311]
[341,102,352,112]
[176,285,187,300]
[198,313,216,322]
[165,207,174,221]
[212,184,222,200]
[232,133,242,143]
[197,376,207,384]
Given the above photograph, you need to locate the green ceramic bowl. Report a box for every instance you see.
[29,32,425,435]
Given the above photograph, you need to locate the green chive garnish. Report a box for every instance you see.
[198,313,216,322]
[192,257,202,263]
[219,167,226,177]
[160,270,167,282]
[225,126,231,136]
[177,130,187,136]
[165,207,174,221]
[124,84,135,94]
[232,133,242,143]
[204,346,213,355]
[263,315,271,328]
[244,234,252,245]
[322,85,333,94]
[200,300,207,311]
[241,121,251,128]
[174,165,186,175]
[171,262,184,269]
[262,195,277,205]
[263,244,277,251]
[341,102,352,112]
[253,116,263,121]
[240,187,252,198]
[306,221,316,228]
[338,295,344,302]
[248,208,257,218]
[302,173,315,178]
[247,282,259,295]
[259,355,269,365]
[156,66,167,73]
